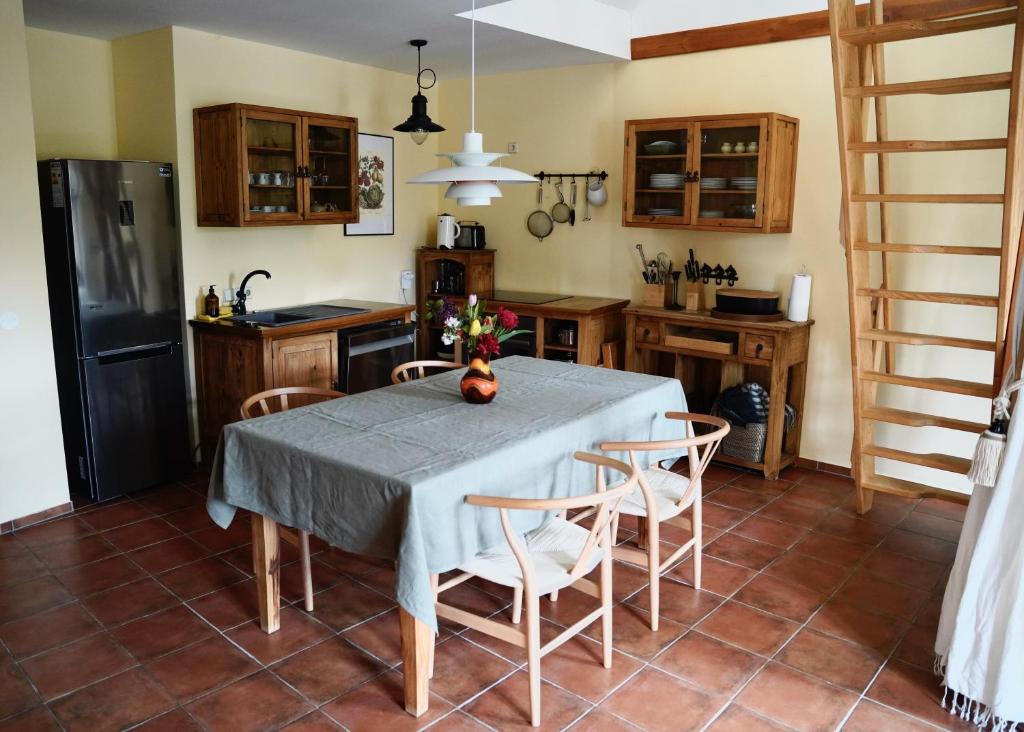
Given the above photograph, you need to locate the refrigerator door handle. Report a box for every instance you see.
[96,341,174,364]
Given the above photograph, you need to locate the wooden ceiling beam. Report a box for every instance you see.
[631,0,1015,60]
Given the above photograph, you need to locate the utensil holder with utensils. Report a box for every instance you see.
[643,282,673,308]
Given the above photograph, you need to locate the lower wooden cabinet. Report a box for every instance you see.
[189,301,412,460]
[271,332,337,391]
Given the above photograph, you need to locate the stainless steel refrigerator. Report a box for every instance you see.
[38,159,190,501]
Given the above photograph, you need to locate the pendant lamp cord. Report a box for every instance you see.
[470,0,476,133]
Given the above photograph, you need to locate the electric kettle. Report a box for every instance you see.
[437,214,461,249]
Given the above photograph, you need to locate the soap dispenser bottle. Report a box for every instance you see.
[204,286,220,317]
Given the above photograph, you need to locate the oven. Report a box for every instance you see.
[338,320,416,393]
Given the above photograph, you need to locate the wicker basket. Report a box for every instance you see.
[711,392,795,464]
[720,421,771,463]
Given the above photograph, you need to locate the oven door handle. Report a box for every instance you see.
[347,334,415,357]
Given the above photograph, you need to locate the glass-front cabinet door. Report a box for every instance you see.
[692,117,768,229]
[303,117,357,224]
[241,110,303,224]
[624,121,693,226]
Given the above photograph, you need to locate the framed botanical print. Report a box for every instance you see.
[344,133,395,236]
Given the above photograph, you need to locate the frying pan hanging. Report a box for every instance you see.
[527,181,554,241]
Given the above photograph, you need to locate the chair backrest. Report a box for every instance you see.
[240,386,346,420]
[597,341,621,370]
[599,412,730,510]
[391,360,461,384]
[465,452,639,584]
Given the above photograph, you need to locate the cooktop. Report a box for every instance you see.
[491,290,570,305]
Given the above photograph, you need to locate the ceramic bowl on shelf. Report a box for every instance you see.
[699,210,726,218]
[643,140,679,154]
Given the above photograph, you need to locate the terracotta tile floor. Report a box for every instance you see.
[0,465,970,731]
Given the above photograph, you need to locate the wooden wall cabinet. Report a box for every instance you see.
[623,113,799,233]
[194,103,358,227]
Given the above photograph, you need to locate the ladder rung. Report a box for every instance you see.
[860,370,995,397]
[854,242,1002,255]
[857,288,999,306]
[861,475,970,504]
[862,405,988,433]
[863,444,971,474]
[848,138,1008,153]
[839,9,1018,45]
[851,193,1005,203]
[860,328,996,350]
[844,72,1012,97]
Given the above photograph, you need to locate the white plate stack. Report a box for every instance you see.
[649,173,684,189]
[648,208,683,216]
[699,177,727,190]
[730,177,758,190]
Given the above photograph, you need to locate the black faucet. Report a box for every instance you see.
[232,269,271,315]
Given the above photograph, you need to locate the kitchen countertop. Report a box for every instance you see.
[624,306,813,330]
[488,295,630,316]
[188,299,414,339]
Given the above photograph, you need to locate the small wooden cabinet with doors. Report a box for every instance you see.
[623,113,798,233]
[193,103,358,226]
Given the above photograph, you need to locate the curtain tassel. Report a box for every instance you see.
[968,380,1023,487]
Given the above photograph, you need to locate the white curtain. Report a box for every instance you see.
[935,398,1024,729]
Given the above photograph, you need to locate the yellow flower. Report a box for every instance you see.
[468,319,482,336]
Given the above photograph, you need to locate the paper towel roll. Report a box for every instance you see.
[787,273,812,322]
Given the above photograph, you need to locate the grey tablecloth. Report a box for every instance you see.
[208,356,686,631]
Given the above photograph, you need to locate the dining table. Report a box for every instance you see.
[207,355,686,716]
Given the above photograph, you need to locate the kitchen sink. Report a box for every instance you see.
[229,304,370,327]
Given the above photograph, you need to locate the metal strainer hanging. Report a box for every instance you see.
[526,181,554,241]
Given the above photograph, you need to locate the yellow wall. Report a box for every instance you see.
[437,29,1012,485]
[26,28,118,160]
[0,0,70,523]
[112,28,177,163]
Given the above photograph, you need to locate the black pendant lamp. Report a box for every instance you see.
[394,39,444,145]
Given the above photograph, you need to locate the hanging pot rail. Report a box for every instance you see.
[534,170,608,182]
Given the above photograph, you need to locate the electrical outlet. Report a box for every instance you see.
[400,270,414,290]
[507,142,518,154]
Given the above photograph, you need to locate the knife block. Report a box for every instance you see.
[684,282,706,311]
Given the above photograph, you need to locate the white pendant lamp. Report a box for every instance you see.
[407,0,536,205]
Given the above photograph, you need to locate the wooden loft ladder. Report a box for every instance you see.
[828,0,1024,512]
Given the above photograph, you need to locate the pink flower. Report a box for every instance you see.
[468,294,478,307]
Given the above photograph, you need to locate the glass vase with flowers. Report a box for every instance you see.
[425,294,530,403]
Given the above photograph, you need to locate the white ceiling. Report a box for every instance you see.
[22,0,827,76]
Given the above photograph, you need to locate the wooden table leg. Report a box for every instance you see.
[251,513,281,633]
[399,607,432,716]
